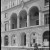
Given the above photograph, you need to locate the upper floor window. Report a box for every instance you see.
[5,24,6,31]
[5,23,9,31]
[36,20,39,25]
[44,14,49,25]
[5,13,7,18]
[45,0,49,5]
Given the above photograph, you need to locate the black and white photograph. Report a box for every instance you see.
[1,0,49,50]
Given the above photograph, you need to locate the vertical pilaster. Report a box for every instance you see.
[2,36,4,46]
[9,35,11,46]
[26,33,30,47]
[39,11,44,26]
[17,15,20,28]
[39,12,42,26]
[9,20,11,30]
[27,13,30,27]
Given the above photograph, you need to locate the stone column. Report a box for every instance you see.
[26,33,30,47]
[27,13,30,27]
[9,35,11,46]
[42,13,44,25]
[2,35,4,46]
[39,11,44,26]
[9,20,11,30]
[17,15,20,28]
[39,11,42,26]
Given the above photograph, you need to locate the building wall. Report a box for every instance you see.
[1,0,49,50]
[1,0,49,32]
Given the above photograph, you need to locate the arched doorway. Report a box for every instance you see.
[19,10,27,28]
[29,6,39,26]
[4,35,9,46]
[43,31,49,46]
[10,13,17,29]
[21,33,26,46]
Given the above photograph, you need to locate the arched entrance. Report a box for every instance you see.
[29,6,39,26]
[4,35,9,46]
[19,10,27,28]
[21,33,26,46]
[10,13,17,29]
[43,31,49,46]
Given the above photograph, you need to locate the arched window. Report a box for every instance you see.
[19,10,27,28]
[4,35,9,46]
[43,31,49,46]
[29,6,39,26]
[43,31,49,41]
[10,13,17,29]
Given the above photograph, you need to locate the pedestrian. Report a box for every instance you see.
[34,43,39,50]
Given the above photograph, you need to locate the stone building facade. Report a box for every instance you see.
[1,0,49,50]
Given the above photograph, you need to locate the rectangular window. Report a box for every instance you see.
[45,0,49,5]
[20,23,21,28]
[33,39,35,43]
[44,14,49,25]
[13,40,15,44]
[5,13,7,18]
[5,24,6,31]
[5,23,8,31]
[36,20,39,25]
[12,24,14,29]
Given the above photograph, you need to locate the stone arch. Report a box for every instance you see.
[4,35,9,46]
[19,10,27,28]
[43,31,49,46]
[29,6,39,26]
[21,32,26,46]
[10,13,17,29]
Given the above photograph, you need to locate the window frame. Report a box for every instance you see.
[44,13,49,25]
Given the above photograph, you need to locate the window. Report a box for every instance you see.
[12,24,14,29]
[24,34,26,45]
[5,24,6,31]
[26,22,27,27]
[4,35,9,46]
[5,23,8,31]
[45,0,49,5]
[33,33,35,35]
[36,20,39,25]
[13,2,14,6]
[13,39,16,44]
[5,13,7,18]
[44,14,49,25]
[33,39,35,43]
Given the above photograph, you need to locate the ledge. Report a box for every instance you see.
[1,25,49,33]
[1,46,49,49]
